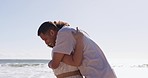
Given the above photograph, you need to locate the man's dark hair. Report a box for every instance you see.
[37,21,54,36]
[37,21,70,36]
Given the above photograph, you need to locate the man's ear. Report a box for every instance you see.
[49,30,55,36]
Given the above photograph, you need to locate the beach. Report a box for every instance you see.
[0,59,148,78]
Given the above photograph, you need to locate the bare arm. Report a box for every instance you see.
[62,27,84,66]
[48,53,64,69]
[48,27,84,69]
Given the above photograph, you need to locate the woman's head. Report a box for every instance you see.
[37,21,69,48]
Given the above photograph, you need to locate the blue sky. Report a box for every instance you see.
[0,0,148,62]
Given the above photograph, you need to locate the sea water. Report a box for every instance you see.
[0,59,56,78]
[0,59,148,78]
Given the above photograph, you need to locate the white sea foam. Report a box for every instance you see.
[0,63,56,78]
[0,59,148,78]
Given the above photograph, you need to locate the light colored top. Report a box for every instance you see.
[53,62,82,78]
[52,26,82,78]
[52,26,116,78]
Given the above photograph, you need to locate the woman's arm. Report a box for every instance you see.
[62,27,84,66]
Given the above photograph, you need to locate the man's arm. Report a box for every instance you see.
[48,52,64,69]
[49,28,83,69]
[62,28,84,66]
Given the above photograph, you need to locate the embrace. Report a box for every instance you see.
[37,21,116,78]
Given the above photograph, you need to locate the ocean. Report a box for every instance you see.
[0,59,148,78]
[0,59,56,78]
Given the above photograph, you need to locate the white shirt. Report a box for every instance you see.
[52,26,116,78]
[79,36,116,78]
[52,27,82,78]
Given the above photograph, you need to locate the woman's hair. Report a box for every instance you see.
[37,21,70,36]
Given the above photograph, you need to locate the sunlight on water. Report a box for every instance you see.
[110,59,148,78]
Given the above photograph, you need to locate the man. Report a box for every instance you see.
[38,21,83,78]
[37,21,116,78]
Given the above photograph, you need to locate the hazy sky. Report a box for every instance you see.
[0,0,148,62]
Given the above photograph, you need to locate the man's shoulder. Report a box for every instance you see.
[59,26,75,33]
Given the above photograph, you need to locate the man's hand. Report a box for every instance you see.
[49,53,64,69]
[48,60,52,68]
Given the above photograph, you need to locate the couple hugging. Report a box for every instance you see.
[37,21,116,78]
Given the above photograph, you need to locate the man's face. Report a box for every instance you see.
[39,30,57,48]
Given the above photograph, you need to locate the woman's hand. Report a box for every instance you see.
[72,27,84,41]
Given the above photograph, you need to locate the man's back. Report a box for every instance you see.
[53,26,116,78]
[78,35,117,78]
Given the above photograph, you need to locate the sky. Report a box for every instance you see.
[0,0,148,63]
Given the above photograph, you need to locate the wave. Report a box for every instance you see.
[1,63,148,68]
[131,64,148,68]
[0,63,47,67]
[112,64,148,68]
